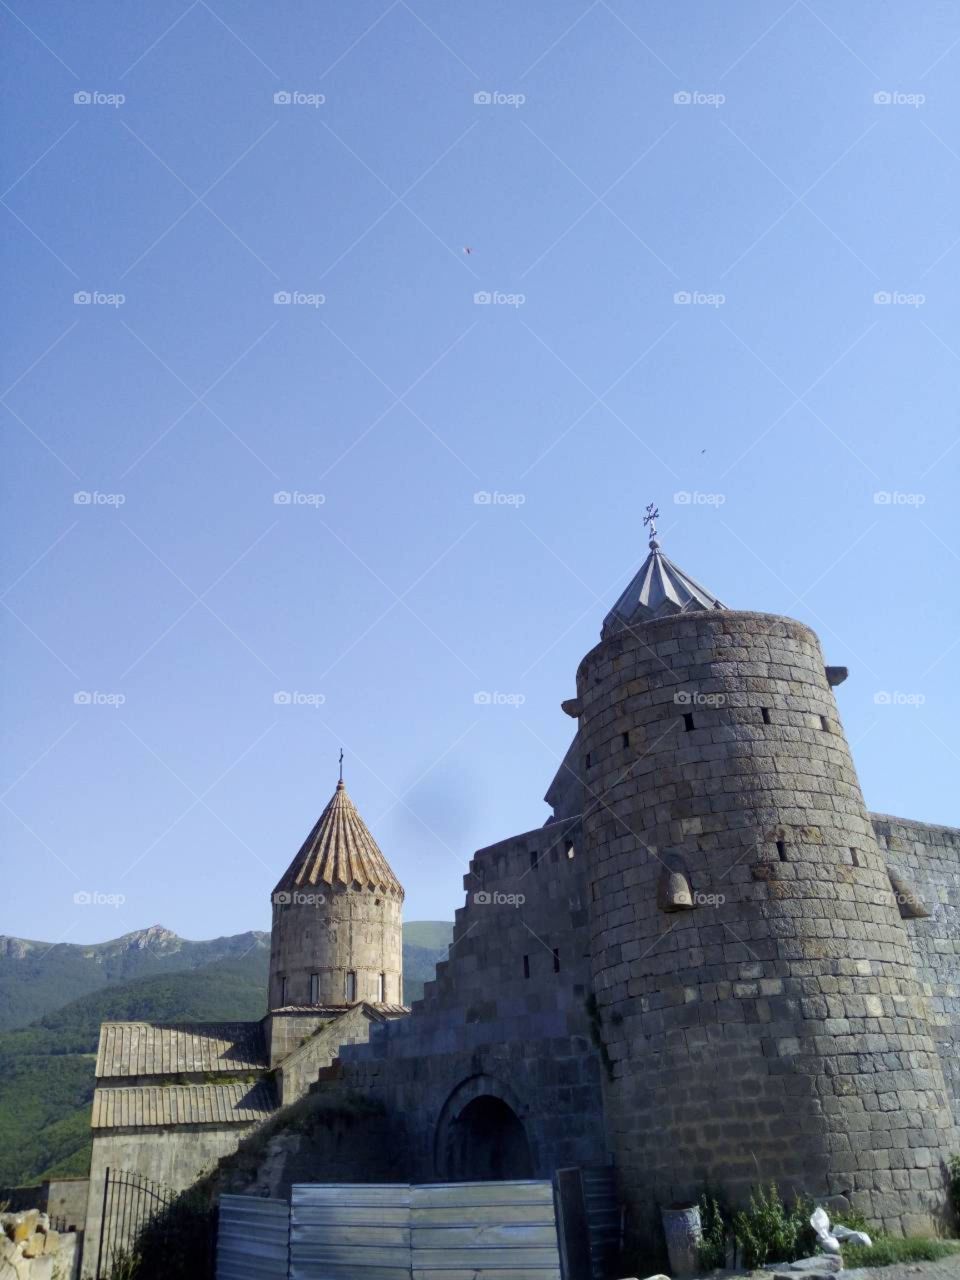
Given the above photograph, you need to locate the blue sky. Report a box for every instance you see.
[3,1,959,944]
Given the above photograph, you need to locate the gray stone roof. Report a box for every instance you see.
[92,1080,276,1128]
[273,781,404,899]
[95,1021,267,1079]
[602,537,726,637]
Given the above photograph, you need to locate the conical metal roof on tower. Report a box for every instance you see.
[601,504,726,638]
[273,778,404,899]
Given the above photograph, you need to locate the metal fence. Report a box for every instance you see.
[95,1167,173,1279]
[216,1195,289,1280]
[290,1184,411,1279]
[411,1180,561,1278]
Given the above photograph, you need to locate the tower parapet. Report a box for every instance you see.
[576,525,958,1242]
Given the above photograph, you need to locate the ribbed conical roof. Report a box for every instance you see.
[602,537,726,638]
[273,781,404,899]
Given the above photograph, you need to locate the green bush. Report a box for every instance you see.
[841,1236,960,1267]
[697,1193,730,1270]
[732,1183,817,1269]
[949,1153,960,1220]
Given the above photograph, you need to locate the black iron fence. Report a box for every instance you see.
[95,1167,173,1279]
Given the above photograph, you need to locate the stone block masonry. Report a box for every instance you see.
[575,610,959,1244]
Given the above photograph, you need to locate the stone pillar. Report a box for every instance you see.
[576,610,957,1243]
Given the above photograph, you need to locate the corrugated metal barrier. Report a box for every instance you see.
[411,1180,561,1279]
[216,1195,289,1280]
[290,1183,411,1279]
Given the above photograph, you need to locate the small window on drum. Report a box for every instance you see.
[345,971,357,1002]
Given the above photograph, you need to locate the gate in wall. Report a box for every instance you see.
[95,1167,174,1279]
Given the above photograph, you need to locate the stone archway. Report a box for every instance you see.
[435,1075,535,1181]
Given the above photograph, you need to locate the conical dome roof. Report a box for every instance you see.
[273,781,404,899]
[602,536,726,638]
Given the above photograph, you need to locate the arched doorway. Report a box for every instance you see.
[435,1076,535,1181]
[447,1095,534,1181]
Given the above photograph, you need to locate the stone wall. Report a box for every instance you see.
[80,1124,256,1279]
[573,610,958,1243]
[2,1209,79,1280]
[334,817,608,1180]
[872,813,960,1124]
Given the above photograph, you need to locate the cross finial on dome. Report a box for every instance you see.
[643,502,660,550]
[338,747,344,787]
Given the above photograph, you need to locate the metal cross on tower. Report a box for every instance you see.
[643,503,660,547]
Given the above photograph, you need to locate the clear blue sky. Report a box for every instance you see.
[3,1,959,945]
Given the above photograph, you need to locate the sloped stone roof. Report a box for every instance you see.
[92,1080,276,1128]
[95,1021,266,1079]
[602,537,726,637]
[273,781,404,899]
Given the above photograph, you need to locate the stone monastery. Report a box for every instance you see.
[82,523,960,1270]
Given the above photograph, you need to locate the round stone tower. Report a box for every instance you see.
[269,775,404,1009]
[576,519,957,1243]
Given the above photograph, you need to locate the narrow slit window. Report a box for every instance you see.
[683,712,695,732]
[850,848,860,867]
[777,840,788,862]
[309,973,319,1004]
[522,955,530,979]
[622,731,630,748]
[585,752,592,769]
[553,948,560,973]
[565,841,575,860]
[762,707,771,725]
[345,971,357,1002]
[820,714,829,731]
[377,972,385,1002]
[530,848,539,872]
[280,976,288,1005]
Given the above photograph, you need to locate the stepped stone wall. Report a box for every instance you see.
[573,609,958,1242]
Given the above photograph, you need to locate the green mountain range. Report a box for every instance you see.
[0,921,452,1189]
